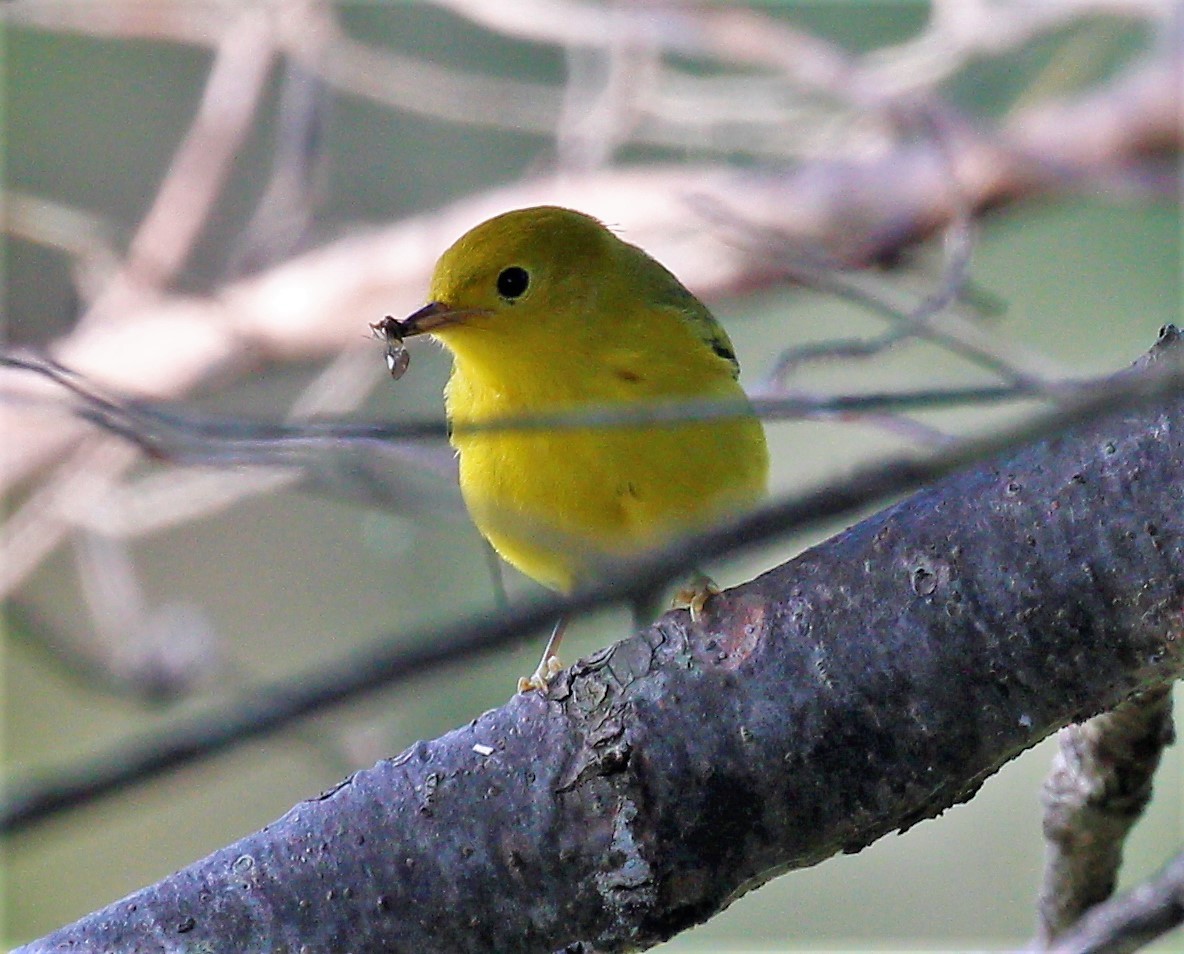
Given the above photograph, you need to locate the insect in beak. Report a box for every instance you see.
[372,302,478,379]
[370,315,411,379]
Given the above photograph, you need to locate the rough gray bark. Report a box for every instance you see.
[19,352,1184,952]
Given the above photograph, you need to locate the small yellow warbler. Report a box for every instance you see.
[392,206,768,688]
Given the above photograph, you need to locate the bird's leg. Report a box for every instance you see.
[671,569,720,621]
[483,540,509,610]
[517,616,568,692]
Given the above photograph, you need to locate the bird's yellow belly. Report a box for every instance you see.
[453,417,768,593]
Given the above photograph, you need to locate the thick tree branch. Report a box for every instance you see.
[17,337,1184,952]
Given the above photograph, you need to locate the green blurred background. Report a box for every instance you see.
[3,2,1180,949]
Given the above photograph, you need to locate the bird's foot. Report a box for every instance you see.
[517,654,564,693]
[671,571,721,622]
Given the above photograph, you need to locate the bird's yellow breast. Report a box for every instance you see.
[444,304,768,593]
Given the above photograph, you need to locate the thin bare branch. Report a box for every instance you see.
[0,437,141,596]
[118,9,275,291]
[2,191,123,302]
[1044,850,1184,954]
[1036,688,1177,944]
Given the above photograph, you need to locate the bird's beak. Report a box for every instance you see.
[398,301,456,338]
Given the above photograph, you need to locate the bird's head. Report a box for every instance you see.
[397,206,616,363]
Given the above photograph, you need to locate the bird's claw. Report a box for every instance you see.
[517,654,563,693]
[672,573,721,621]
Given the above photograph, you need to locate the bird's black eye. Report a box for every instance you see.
[496,266,530,300]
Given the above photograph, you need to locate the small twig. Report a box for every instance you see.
[71,532,220,700]
[1,191,123,303]
[869,0,1170,96]
[0,343,454,543]
[555,32,655,171]
[0,436,141,597]
[284,0,564,136]
[119,9,275,292]
[1036,687,1177,944]
[1043,849,1184,954]
[695,194,1053,391]
[0,348,1058,448]
[225,61,331,278]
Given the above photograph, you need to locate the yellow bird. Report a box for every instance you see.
[391,206,768,689]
